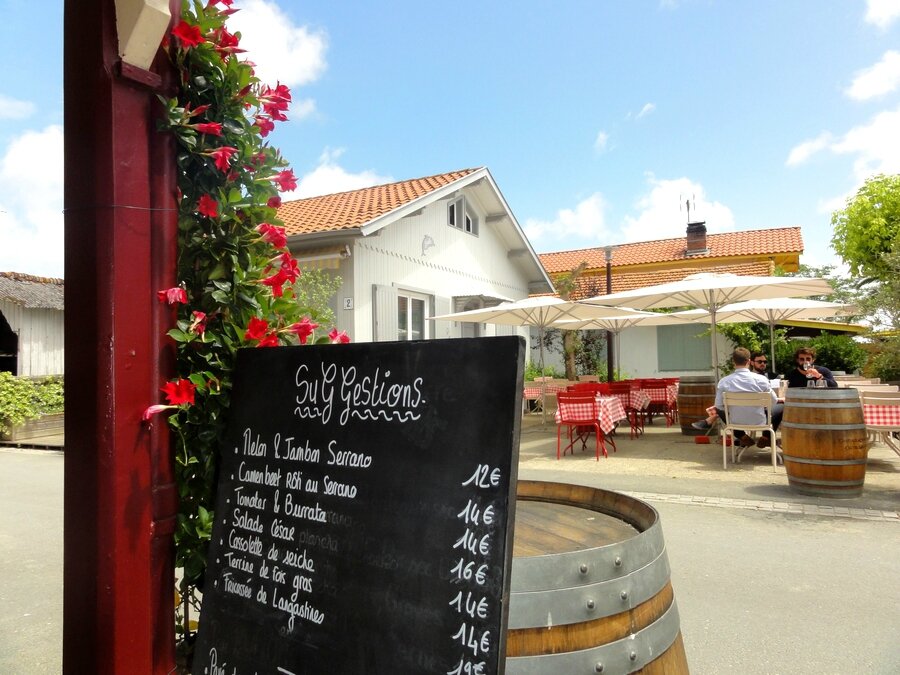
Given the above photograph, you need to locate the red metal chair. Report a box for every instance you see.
[555,393,609,460]
[609,382,643,437]
[638,379,677,427]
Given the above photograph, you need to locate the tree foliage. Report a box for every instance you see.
[831,174,900,280]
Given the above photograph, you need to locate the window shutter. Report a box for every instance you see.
[372,284,398,342]
[433,296,453,339]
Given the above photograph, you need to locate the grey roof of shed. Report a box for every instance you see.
[0,272,65,310]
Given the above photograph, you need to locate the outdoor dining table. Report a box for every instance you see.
[554,395,627,435]
[523,382,567,401]
[612,389,651,412]
[861,402,900,427]
[643,385,678,407]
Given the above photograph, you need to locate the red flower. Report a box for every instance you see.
[194,122,222,136]
[256,223,287,249]
[244,317,269,341]
[162,379,196,406]
[189,310,207,335]
[257,332,280,348]
[206,0,234,6]
[287,317,318,344]
[277,252,300,283]
[142,404,173,421]
[172,21,204,48]
[328,328,350,344]
[216,28,241,52]
[187,104,211,117]
[255,116,275,137]
[264,105,288,122]
[267,196,282,208]
[208,145,238,172]
[273,169,297,192]
[261,83,292,108]
[197,194,218,218]
[157,287,187,305]
[261,270,289,297]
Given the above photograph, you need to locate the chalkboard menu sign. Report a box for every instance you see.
[193,336,524,674]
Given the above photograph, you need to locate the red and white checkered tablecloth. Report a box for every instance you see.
[555,396,627,434]
[612,390,651,411]
[643,386,678,406]
[523,383,566,401]
[863,404,900,428]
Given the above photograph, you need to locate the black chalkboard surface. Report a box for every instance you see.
[192,336,524,675]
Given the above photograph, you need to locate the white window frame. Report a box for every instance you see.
[448,196,479,236]
[397,290,430,341]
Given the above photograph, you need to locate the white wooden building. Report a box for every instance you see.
[0,272,65,376]
[278,168,553,343]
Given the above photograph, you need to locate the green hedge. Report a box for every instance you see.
[0,373,64,434]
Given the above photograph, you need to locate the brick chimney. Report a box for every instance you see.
[685,221,708,256]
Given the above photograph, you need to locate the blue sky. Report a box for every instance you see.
[2,0,899,278]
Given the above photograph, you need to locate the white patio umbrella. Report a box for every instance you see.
[581,273,834,380]
[430,296,644,421]
[551,308,695,378]
[680,298,858,368]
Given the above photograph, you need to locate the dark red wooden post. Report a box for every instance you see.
[63,1,178,672]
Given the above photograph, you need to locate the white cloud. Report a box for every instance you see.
[0,94,35,120]
[0,126,64,277]
[830,105,900,180]
[637,103,656,119]
[523,193,610,245]
[786,132,833,166]
[293,148,392,198]
[845,50,900,100]
[594,131,609,152]
[229,0,327,88]
[620,175,735,243]
[865,0,900,28]
[787,106,900,179]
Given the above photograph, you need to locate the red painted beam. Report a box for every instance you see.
[63,1,178,672]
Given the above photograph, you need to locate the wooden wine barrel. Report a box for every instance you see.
[780,388,869,498]
[677,375,716,436]
[506,481,689,674]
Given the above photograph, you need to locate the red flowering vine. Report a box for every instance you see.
[197,194,218,217]
[157,1,350,645]
[157,287,188,305]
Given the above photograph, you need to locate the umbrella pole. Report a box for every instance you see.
[710,305,720,382]
[769,322,776,374]
[539,326,546,424]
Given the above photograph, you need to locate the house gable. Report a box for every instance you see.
[276,169,553,342]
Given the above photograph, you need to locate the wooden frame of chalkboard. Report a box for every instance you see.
[192,336,524,674]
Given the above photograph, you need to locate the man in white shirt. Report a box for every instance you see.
[715,347,782,448]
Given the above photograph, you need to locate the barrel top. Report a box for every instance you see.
[678,375,714,383]
[513,501,638,558]
[785,387,861,402]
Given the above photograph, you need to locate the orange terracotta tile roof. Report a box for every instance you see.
[277,168,481,236]
[543,261,775,300]
[539,227,802,274]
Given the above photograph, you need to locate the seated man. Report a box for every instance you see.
[714,347,783,449]
[786,346,838,388]
[692,350,778,430]
[750,351,779,381]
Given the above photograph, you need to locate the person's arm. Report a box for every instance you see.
[821,366,838,388]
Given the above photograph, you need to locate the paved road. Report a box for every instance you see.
[0,449,63,674]
[2,440,898,674]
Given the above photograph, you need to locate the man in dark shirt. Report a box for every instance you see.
[750,351,779,380]
[785,346,838,388]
